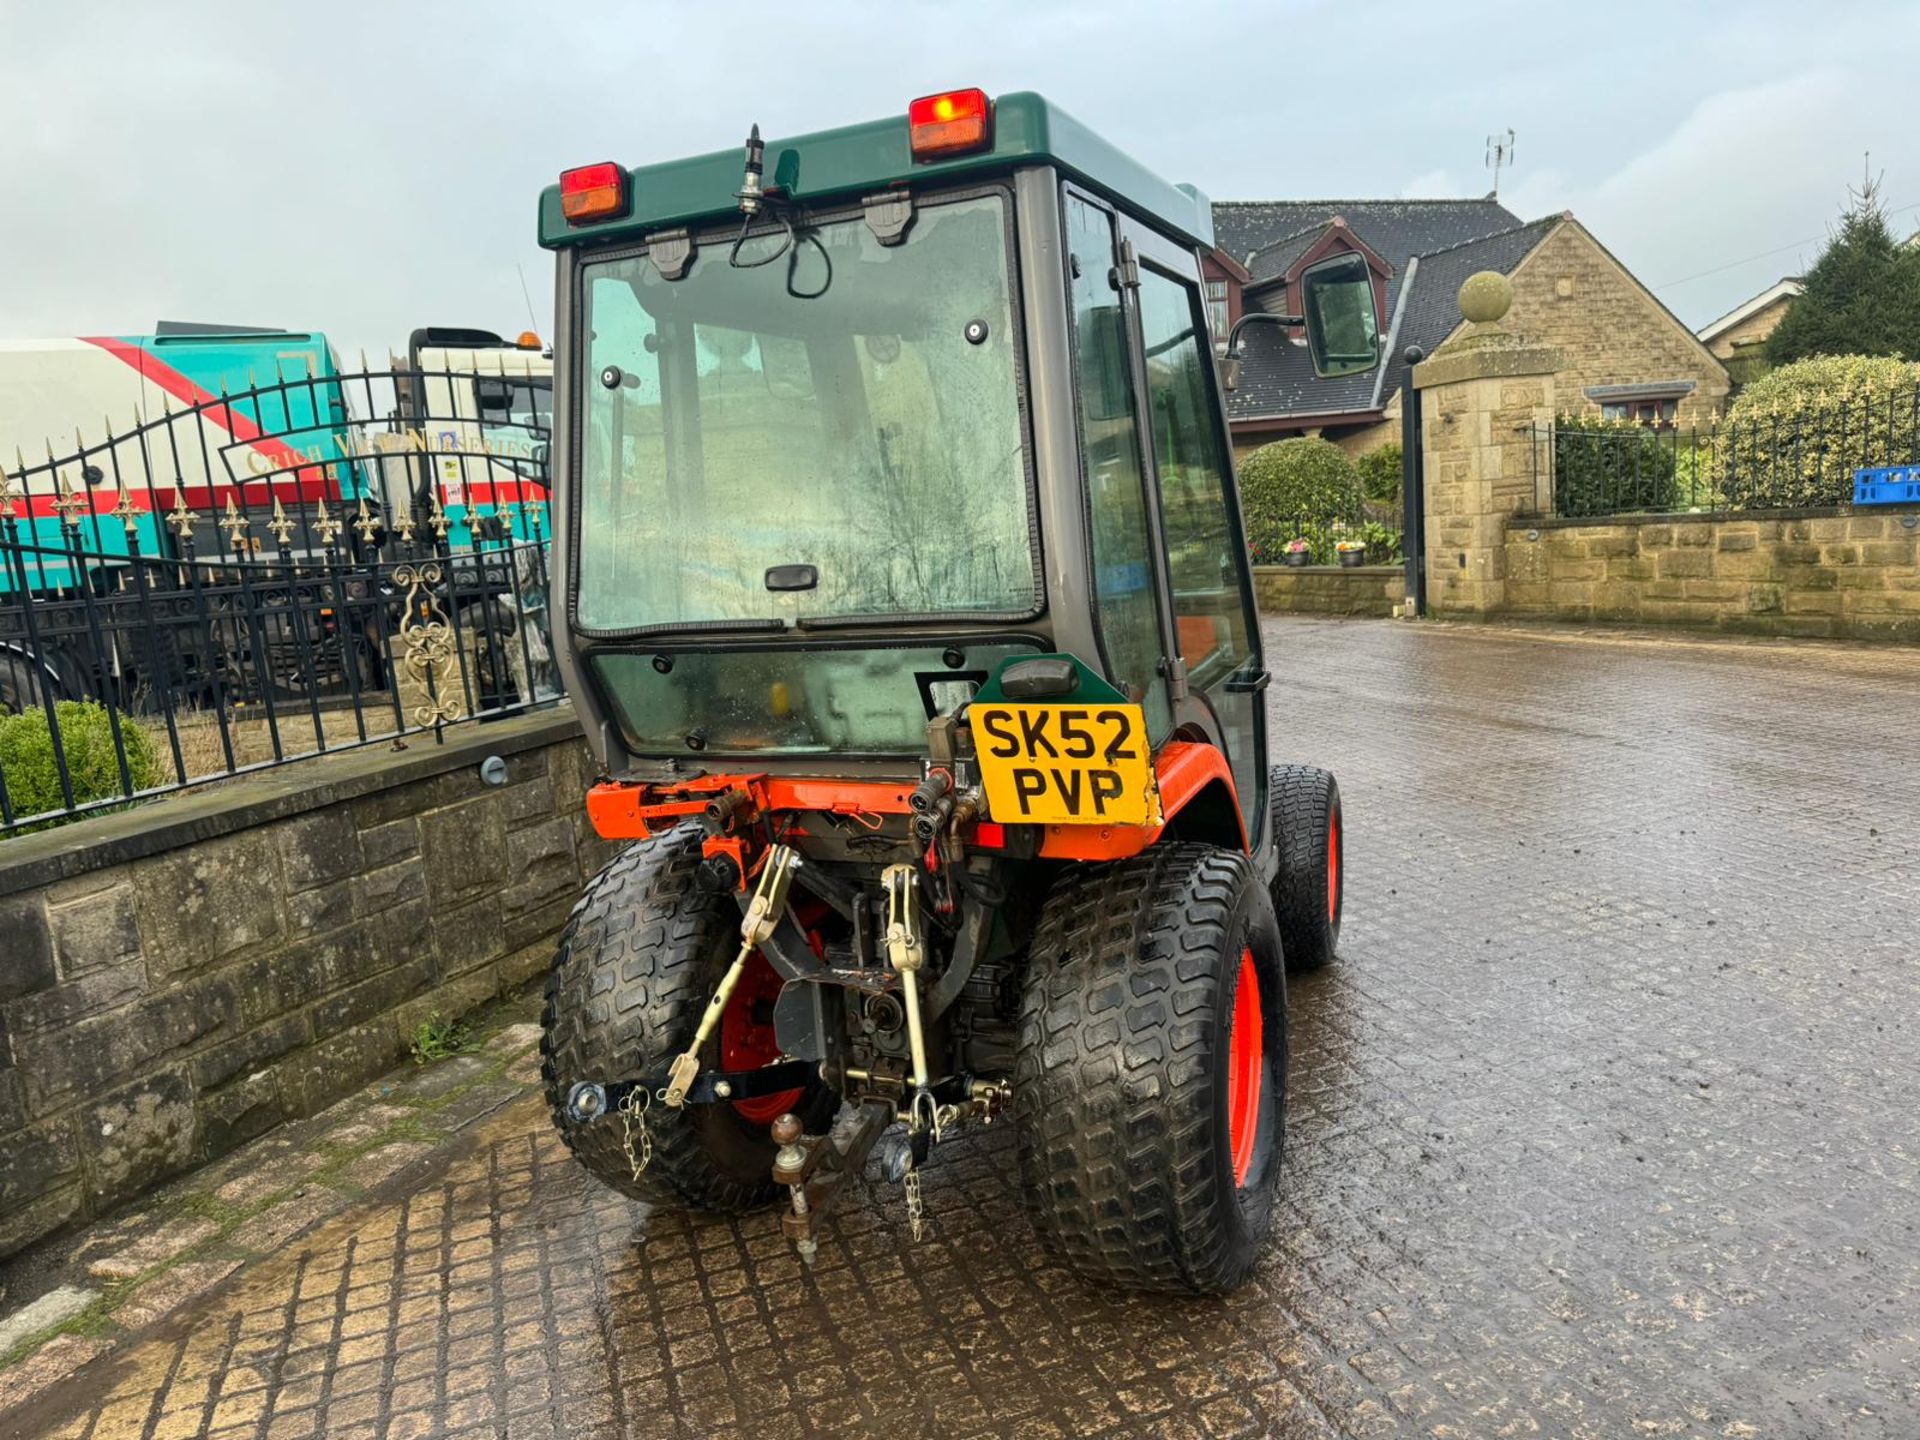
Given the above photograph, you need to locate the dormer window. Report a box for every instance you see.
[1276,221,1392,354]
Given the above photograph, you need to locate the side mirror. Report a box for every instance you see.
[475,376,514,413]
[1297,253,1381,378]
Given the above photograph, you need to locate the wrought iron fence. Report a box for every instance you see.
[1532,385,1920,519]
[0,361,559,835]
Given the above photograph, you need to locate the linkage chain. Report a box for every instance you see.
[904,1156,925,1242]
[619,1087,653,1180]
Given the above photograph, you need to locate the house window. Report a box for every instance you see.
[1204,279,1230,345]
[1601,397,1679,428]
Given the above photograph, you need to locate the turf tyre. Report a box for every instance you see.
[1012,844,1286,1294]
[1269,764,1342,973]
[539,829,835,1211]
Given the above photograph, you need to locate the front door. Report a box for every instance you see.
[1120,220,1268,849]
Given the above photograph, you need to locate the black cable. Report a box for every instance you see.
[728,210,793,270]
[726,199,832,300]
[786,228,832,301]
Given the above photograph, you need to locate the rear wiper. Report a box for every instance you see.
[619,617,787,637]
[794,611,926,630]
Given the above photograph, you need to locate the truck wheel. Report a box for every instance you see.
[1269,764,1342,973]
[458,599,521,711]
[0,650,53,715]
[539,829,835,1212]
[1013,844,1286,1294]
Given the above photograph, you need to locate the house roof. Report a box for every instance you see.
[1695,277,1803,345]
[1242,225,1325,284]
[1214,197,1523,279]
[1221,209,1558,424]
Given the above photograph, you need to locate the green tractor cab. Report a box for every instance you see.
[537,90,1369,1294]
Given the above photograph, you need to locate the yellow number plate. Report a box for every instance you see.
[972,703,1159,826]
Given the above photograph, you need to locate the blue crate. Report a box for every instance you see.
[1853,466,1920,506]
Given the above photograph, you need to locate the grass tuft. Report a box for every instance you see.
[408,1013,479,1065]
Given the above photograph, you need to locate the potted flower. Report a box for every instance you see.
[1336,539,1368,568]
[1282,538,1311,568]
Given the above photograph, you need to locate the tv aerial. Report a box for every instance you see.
[1486,129,1516,197]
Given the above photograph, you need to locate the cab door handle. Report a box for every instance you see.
[1224,666,1270,694]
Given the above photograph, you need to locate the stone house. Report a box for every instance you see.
[1696,276,1802,386]
[1205,198,1732,461]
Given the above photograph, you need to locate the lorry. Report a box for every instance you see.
[0,323,553,716]
[535,90,1382,1293]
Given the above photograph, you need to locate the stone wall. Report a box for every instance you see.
[0,708,617,1258]
[1504,509,1920,641]
[1253,564,1404,617]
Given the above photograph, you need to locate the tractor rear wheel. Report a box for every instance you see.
[1269,764,1342,973]
[1012,844,1286,1294]
[539,829,835,1211]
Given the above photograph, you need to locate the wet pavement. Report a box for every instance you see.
[5,616,1919,1440]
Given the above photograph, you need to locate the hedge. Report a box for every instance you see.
[0,700,163,830]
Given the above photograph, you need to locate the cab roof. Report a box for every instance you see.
[537,91,1213,252]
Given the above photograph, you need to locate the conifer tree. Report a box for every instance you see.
[1766,178,1920,364]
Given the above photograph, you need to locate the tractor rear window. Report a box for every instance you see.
[591,643,1036,756]
[573,192,1035,633]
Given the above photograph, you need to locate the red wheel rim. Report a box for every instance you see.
[718,949,805,1124]
[1226,948,1264,1186]
[1327,810,1341,925]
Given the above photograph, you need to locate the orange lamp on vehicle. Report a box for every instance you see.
[560,162,628,224]
[907,89,992,160]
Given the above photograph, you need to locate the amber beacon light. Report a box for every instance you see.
[908,89,993,159]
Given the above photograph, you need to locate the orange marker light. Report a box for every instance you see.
[515,331,543,350]
[560,162,628,224]
[908,89,992,160]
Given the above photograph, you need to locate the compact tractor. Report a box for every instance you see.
[536,90,1380,1293]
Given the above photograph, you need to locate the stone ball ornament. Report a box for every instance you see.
[1458,270,1513,325]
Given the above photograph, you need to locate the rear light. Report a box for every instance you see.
[908,89,992,160]
[971,821,1007,850]
[560,162,628,224]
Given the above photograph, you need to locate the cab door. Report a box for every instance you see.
[1118,218,1269,850]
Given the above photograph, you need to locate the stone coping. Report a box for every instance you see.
[1519,505,1920,532]
[0,707,585,899]
[1251,563,1404,576]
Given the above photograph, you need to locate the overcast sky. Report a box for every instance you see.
[4,0,1917,362]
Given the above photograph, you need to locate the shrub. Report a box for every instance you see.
[1552,414,1679,517]
[1671,446,1717,511]
[1355,441,1403,507]
[1732,353,1920,415]
[1238,437,1361,562]
[0,700,163,829]
[1709,354,1920,508]
[1359,520,1404,563]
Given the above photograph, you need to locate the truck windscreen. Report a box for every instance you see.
[573,191,1035,633]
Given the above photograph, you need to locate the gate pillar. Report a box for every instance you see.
[1410,273,1560,617]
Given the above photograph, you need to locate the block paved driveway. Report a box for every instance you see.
[10,618,1919,1440]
